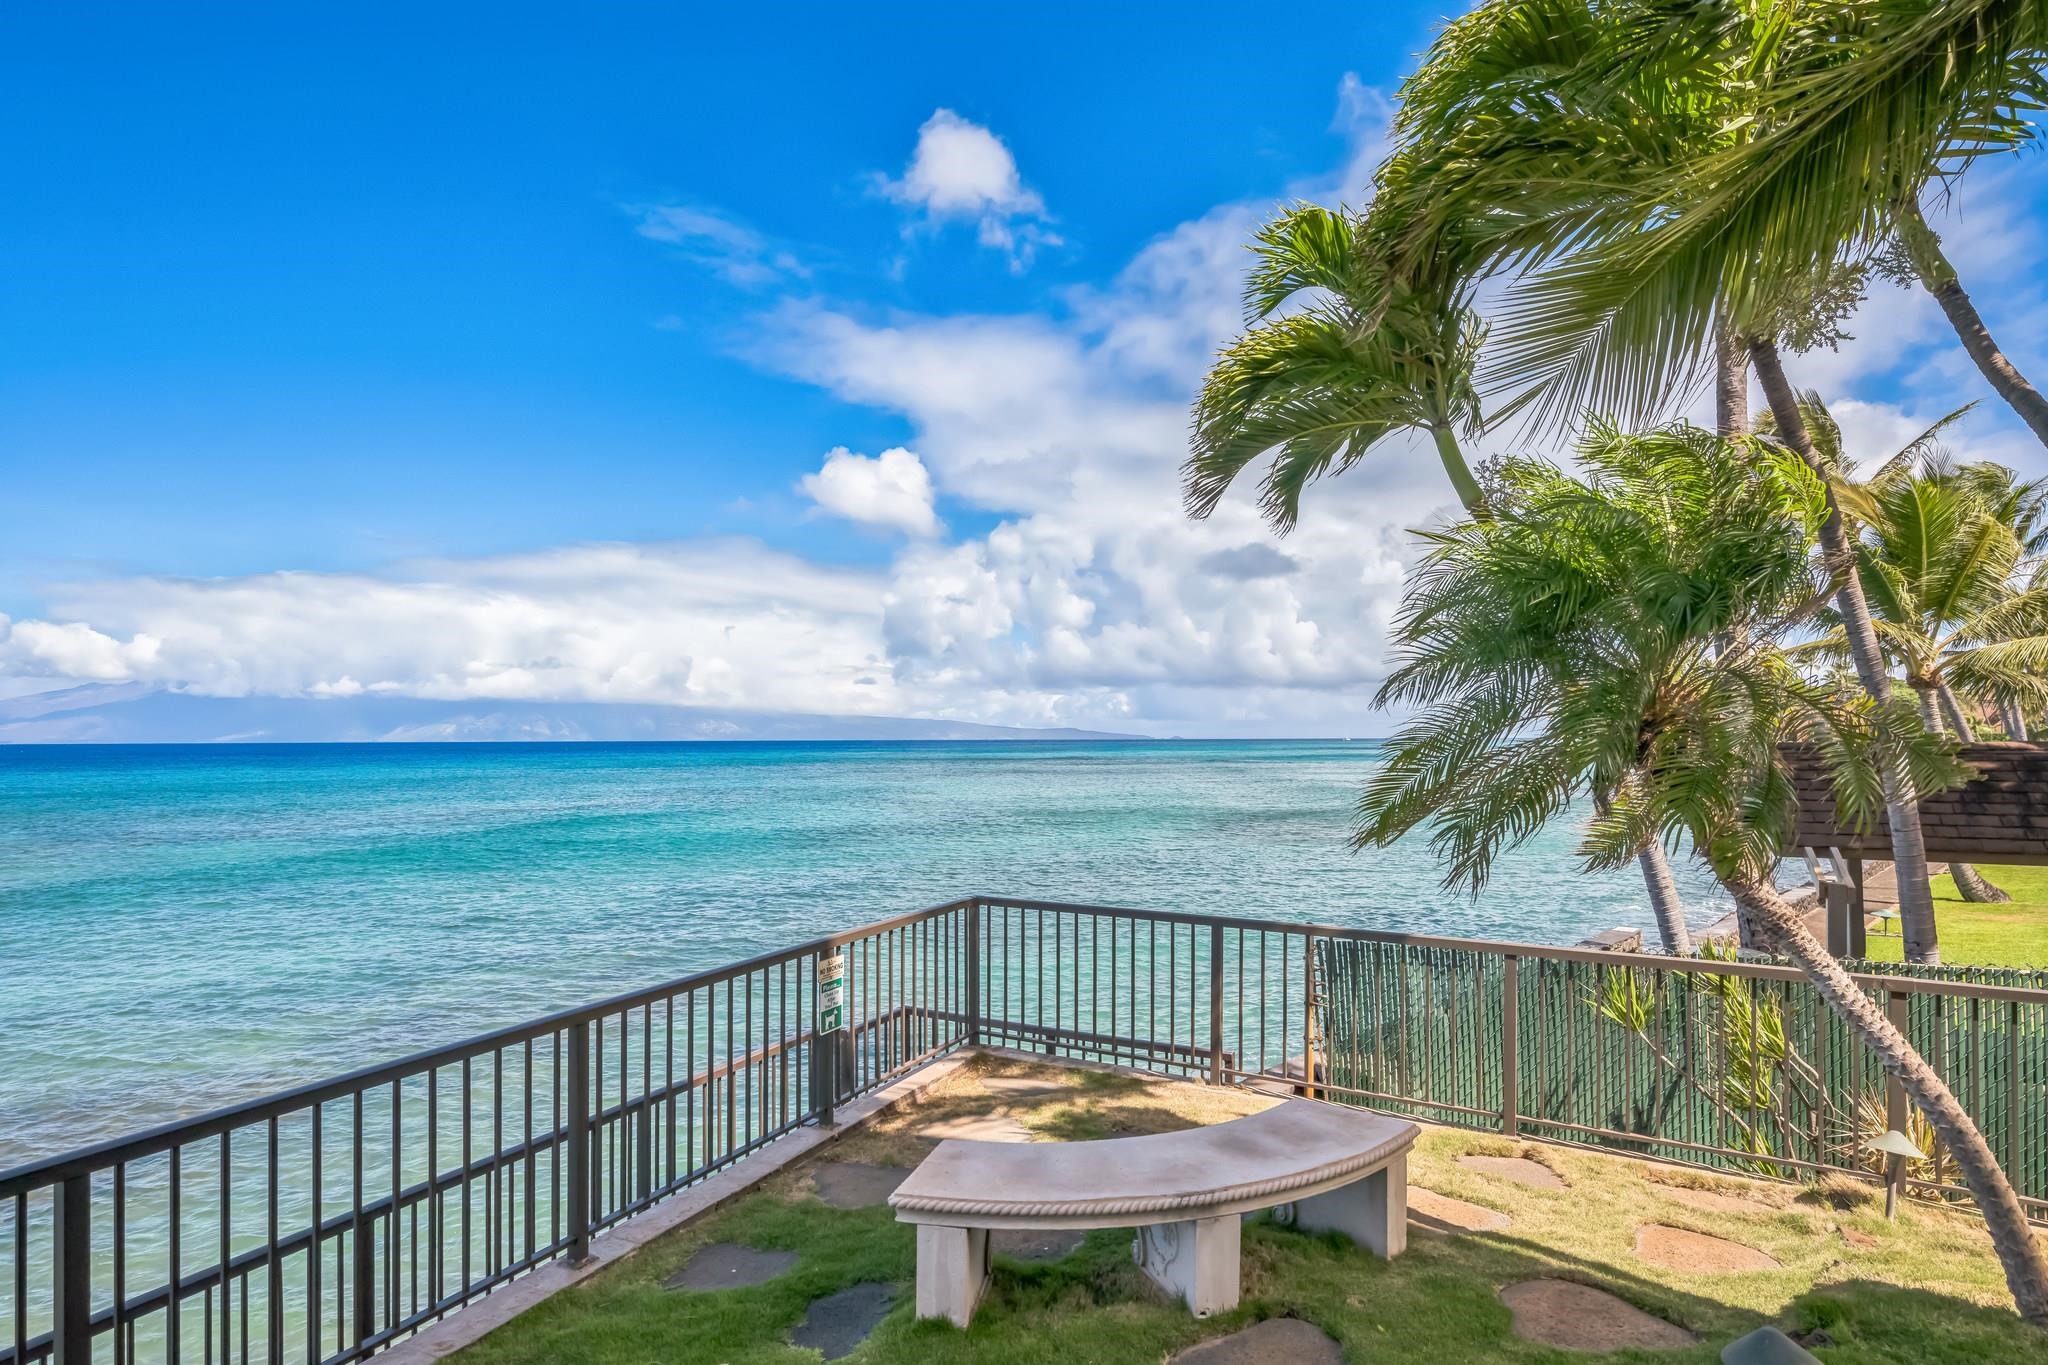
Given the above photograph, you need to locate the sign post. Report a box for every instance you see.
[817,951,846,1124]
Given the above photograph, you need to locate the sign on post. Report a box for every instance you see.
[818,952,846,1034]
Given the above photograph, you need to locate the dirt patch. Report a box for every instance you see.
[811,1162,912,1209]
[1458,1154,1567,1190]
[981,1075,1071,1098]
[662,1243,797,1291]
[1407,1188,1511,1235]
[1169,1317,1345,1364]
[918,1112,1035,1142]
[789,1283,895,1361]
[992,1228,1087,1262]
[1840,1225,1880,1250]
[1656,1183,1781,1215]
[1633,1224,1781,1272]
[1498,1279,1698,1352]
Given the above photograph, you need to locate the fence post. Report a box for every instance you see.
[352,1206,376,1348]
[1208,923,1225,1086]
[1501,956,1521,1137]
[51,1174,90,1365]
[565,1019,592,1264]
[1885,990,1911,1208]
[814,949,836,1128]
[1302,933,1318,1100]
[965,901,983,1047]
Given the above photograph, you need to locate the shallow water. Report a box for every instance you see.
[0,740,1729,1164]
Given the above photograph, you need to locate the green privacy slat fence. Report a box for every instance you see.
[1316,938,2048,1215]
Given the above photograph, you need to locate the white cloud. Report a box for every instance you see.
[799,446,942,536]
[632,203,807,287]
[877,109,1061,271]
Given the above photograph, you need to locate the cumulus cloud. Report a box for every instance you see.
[799,446,942,536]
[632,202,807,287]
[877,109,1061,271]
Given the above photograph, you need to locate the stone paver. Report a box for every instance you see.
[1458,1154,1567,1190]
[790,1283,895,1361]
[1634,1224,1780,1272]
[991,1228,1086,1262]
[1168,1318,1345,1364]
[918,1112,1035,1142]
[812,1162,911,1209]
[1407,1187,1511,1235]
[663,1242,797,1291]
[1655,1182,1779,1215]
[1499,1279,1698,1352]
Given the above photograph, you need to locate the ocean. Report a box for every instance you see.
[0,740,1729,1167]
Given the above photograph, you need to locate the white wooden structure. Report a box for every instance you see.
[888,1099,1418,1326]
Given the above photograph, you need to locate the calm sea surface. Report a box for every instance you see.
[0,740,1729,1165]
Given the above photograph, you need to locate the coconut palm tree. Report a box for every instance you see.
[1186,201,1698,952]
[1356,422,2048,1325]
[1184,203,1488,523]
[1379,0,1961,960]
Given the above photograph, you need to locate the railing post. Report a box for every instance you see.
[352,1207,376,1349]
[1501,956,1520,1137]
[1208,923,1225,1086]
[965,901,983,1048]
[51,1174,90,1365]
[814,949,836,1128]
[565,1019,592,1264]
[1885,990,1911,1207]
[1302,933,1318,1100]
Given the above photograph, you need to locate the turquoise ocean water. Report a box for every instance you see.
[0,740,1729,1167]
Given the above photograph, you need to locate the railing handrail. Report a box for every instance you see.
[970,893,2048,1005]
[0,895,976,1194]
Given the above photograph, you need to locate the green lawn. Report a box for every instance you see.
[456,1058,2041,1364]
[1862,865,2048,969]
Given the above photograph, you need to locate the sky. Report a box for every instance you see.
[4,3,2046,736]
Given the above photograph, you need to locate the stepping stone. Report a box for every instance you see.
[812,1162,911,1209]
[1407,1188,1511,1235]
[1634,1224,1781,1273]
[981,1075,1069,1098]
[1499,1279,1698,1353]
[1458,1154,1567,1190]
[663,1242,797,1291]
[1722,1325,1822,1364]
[1657,1183,1777,1215]
[919,1112,1034,1142]
[1839,1226,1879,1250]
[1169,1317,1345,1364]
[992,1228,1086,1262]
[790,1283,894,1361]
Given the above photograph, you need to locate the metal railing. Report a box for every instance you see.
[6,893,2046,1364]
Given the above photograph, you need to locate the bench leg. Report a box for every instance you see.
[915,1224,989,1329]
[1293,1153,1407,1258]
[1133,1215,1240,1317]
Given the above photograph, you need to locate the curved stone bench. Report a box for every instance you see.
[889,1098,1418,1326]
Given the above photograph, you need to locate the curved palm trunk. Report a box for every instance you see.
[2000,696,2031,742]
[1728,875,2048,1326]
[1432,425,1488,517]
[1934,681,2013,903]
[1638,842,1693,956]
[1750,340,1941,964]
[1896,201,2048,451]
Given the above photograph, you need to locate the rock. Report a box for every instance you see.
[790,1283,894,1361]
[1634,1224,1781,1273]
[663,1242,797,1291]
[1457,1154,1567,1190]
[1721,1324,1823,1363]
[1169,1318,1345,1363]
[812,1162,912,1209]
[1407,1188,1511,1235]
[1499,1279,1698,1352]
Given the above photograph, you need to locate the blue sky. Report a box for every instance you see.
[4,3,2045,734]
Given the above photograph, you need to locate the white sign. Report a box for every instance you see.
[818,953,846,1033]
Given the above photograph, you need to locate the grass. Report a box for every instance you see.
[1862,865,2048,969]
[455,1056,2043,1364]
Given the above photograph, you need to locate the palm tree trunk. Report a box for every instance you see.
[2000,696,2031,741]
[1934,680,2013,903]
[1432,424,1488,517]
[1896,200,2048,451]
[1715,319,1750,437]
[1638,842,1693,956]
[1728,874,2048,1326]
[1750,339,1941,964]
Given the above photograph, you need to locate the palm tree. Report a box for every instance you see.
[1187,201,1697,953]
[1357,423,2048,1324]
[1379,0,1958,960]
[1184,203,1488,523]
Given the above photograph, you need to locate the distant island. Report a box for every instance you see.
[0,684,1142,743]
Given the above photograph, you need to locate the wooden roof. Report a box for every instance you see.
[1784,741,2048,866]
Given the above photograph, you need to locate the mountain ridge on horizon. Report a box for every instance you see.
[0,684,1146,744]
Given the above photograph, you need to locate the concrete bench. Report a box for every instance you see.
[889,1098,1418,1326]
